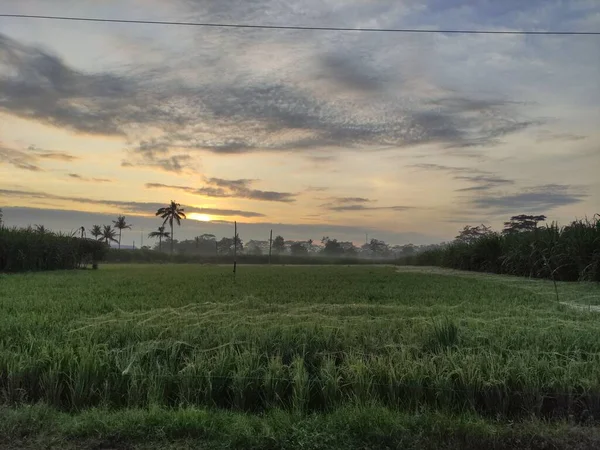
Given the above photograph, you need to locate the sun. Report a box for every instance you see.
[188,213,212,222]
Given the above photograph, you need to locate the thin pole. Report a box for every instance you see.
[269,229,273,265]
[233,221,237,276]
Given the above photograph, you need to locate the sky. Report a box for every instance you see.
[0,0,599,246]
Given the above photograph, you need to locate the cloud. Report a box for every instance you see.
[145,177,297,203]
[0,144,78,171]
[328,204,414,212]
[535,130,587,142]
[410,163,516,192]
[472,184,587,214]
[0,30,544,165]
[329,197,371,204]
[318,52,388,92]
[68,173,112,183]
[455,175,515,192]
[320,196,413,212]
[0,188,265,218]
[122,154,196,173]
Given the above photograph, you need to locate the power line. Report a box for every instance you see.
[1,13,599,36]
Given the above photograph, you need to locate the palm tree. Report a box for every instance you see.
[112,215,132,249]
[148,226,170,252]
[155,201,186,254]
[101,225,118,247]
[90,225,102,240]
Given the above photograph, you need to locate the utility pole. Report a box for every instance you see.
[269,229,273,265]
[233,221,237,277]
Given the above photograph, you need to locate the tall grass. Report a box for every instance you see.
[400,217,600,282]
[0,227,107,272]
[1,266,600,422]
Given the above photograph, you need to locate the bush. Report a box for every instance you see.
[398,217,600,282]
[0,227,108,273]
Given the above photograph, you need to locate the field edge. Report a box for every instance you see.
[2,404,600,450]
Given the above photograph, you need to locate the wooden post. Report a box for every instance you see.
[269,229,273,265]
[233,221,237,276]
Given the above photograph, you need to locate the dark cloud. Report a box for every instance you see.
[122,154,195,173]
[1,31,543,166]
[320,196,412,212]
[410,163,515,192]
[0,144,78,171]
[146,178,297,203]
[472,184,587,214]
[0,188,265,218]
[0,147,42,171]
[455,175,514,192]
[318,52,388,92]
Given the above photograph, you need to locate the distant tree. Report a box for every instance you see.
[0,208,3,227]
[400,244,416,256]
[272,235,286,254]
[455,224,493,244]
[290,241,309,256]
[112,215,132,249]
[101,225,118,246]
[90,225,102,240]
[503,215,546,235]
[155,201,186,254]
[246,240,264,256]
[340,241,358,256]
[78,226,85,239]
[217,235,243,256]
[148,226,170,252]
[369,239,390,257]
[321,237,344,256]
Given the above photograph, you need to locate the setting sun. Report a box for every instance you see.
[188,213,212,222]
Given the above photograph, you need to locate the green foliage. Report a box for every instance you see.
[3,404,595,450]
[401,217,600,282]
[0,227,107,272]
[1,265,600,422]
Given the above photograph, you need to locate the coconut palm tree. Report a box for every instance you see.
[155,201,186,254]
[148,226,170,252]
[112,215,132,249]
[101,225,118,246]
[90,225,102,240]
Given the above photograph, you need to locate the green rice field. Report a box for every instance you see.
[1,264,600,449]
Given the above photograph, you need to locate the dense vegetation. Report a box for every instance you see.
[0,227,107,273]
[400,217,600,282]
[2,266,600,421]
